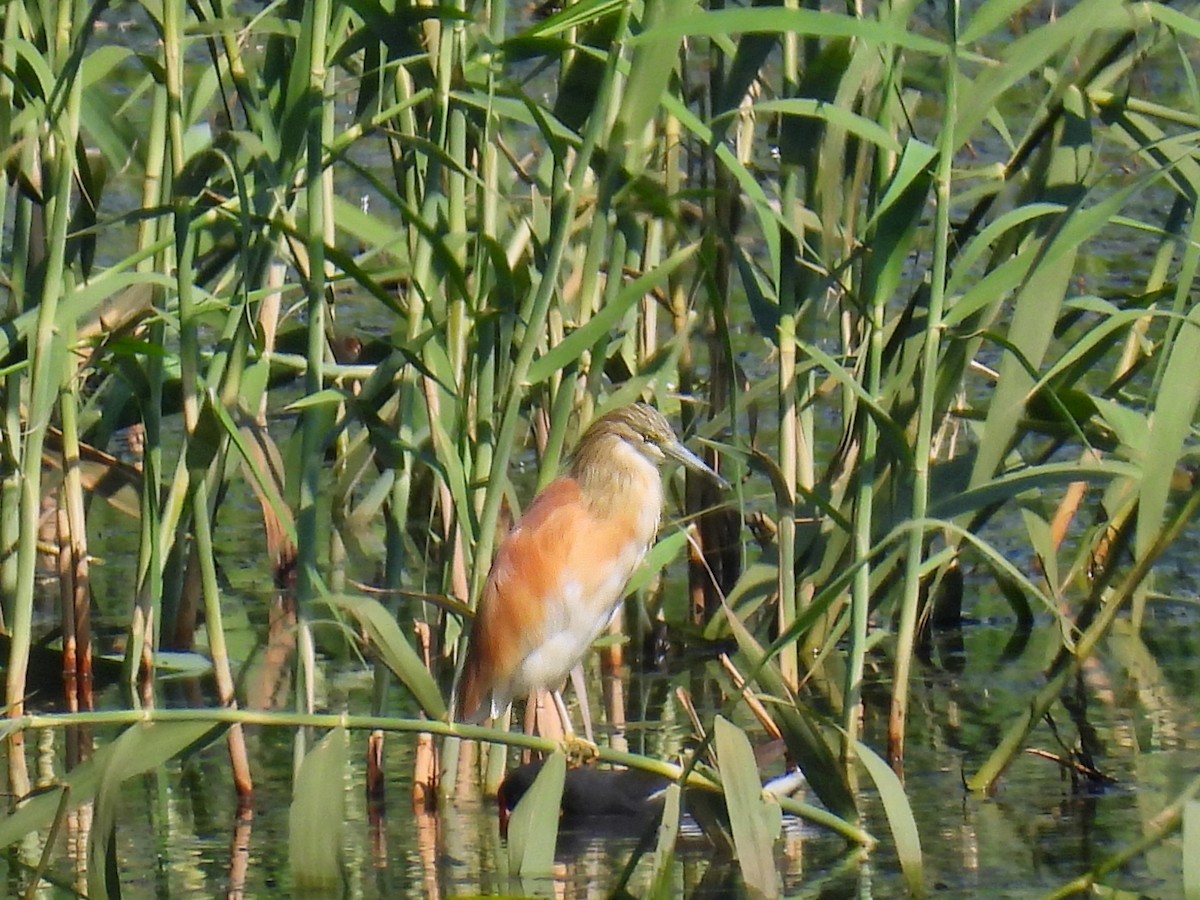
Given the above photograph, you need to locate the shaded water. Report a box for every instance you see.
[4,4,1199,897]
[5,590,1198,897]
[12,338,1200,898]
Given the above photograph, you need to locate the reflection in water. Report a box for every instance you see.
[413,810,437,900]
[247,593,297,712]
[228,804,252,900]
[3,603,1199,896]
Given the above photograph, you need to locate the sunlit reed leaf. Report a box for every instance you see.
[718,597,857,820]
[507,750,565,876]
[971,259,1076,479]
[1091,398,1148,460]
[87,721,222,900]
[646,782,682,899]
[525,241,700,385]
[624,530,689,597]
[794,336,911,465]
[0,749,112,850]
[206,402,297,546]
[931,461,1139,521]
[1145,3,1200,41]
[714,716,781,899]
[451,91,583,149]
[635,8,948,56]
[900,517,1061,625]
[969,181,1139,486]
[1020,508,1058,594]
[658,91,785,272]
[732,242,781,337]
[959,0,1043,45]
[715,27,776,118]
[721,98,903,156]
[868,139,938,230]
[287,387,356,412]
[944,203,1064,300]
[509,0,625,40]
[1137,304,1200,560]
[184,390,225,474]
[1028,308,1165,396]
[953,0,1135,148]
[703,564,777,639]
[5,37,55,105]
[79,44,135,98]
[854,738,923,897]
[1185,800,1200,900]
[0,261,169,365]
[614,0,695,172]
[861,139,935,305]
[944,231,1054,329]
[289,727,348,892]
[324,594,448,720]
[425,393,479,550]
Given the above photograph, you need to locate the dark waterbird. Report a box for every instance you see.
[497,742,806,839]
[496,760,673,837]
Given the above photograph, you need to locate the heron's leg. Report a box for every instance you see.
[568,662,596,744]
[552,687,598,766]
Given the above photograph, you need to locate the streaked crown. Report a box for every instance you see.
[569,403,726,501]
[570,403,677,471]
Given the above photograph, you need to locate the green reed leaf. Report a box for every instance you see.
[290,728,348,892]
[961,0,1045,44]
[635,7,947,56]
[0,749,109,850]
[954,0,1135,147]
[88,721,221,899]
[507,750,566,876]
[658,89,785,272]
[625,530,689,597]
[861,139,936,305]
[1137,304,1200,560]
[932,461,1138,520]
[715,716,782,899]
[526,241,699,385]
[727,98,903,155]
[969,179,1139,486]
[324,594,448,720]
[5,37,55,104]
[615,0,696,170]
[646,782,683,899]
[1185,800,1200,899]
[945,203,1064,300]
[718,595,857,820]
[855,739,923,896]
[184,391,225,474]
[516,0,628,39]
[1145,2,1200,41]
[205,401,297,549]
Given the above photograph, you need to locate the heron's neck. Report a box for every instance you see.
[570,434,662,526]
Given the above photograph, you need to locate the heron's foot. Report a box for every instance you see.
[562,734,600,767]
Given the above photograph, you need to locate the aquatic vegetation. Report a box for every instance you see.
[1,0,1199,895]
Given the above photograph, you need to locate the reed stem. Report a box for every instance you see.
[296,0,334,604]
[7,0,84,729]
[889,0,958,769]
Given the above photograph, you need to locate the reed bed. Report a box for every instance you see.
[1,0,1199,895]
